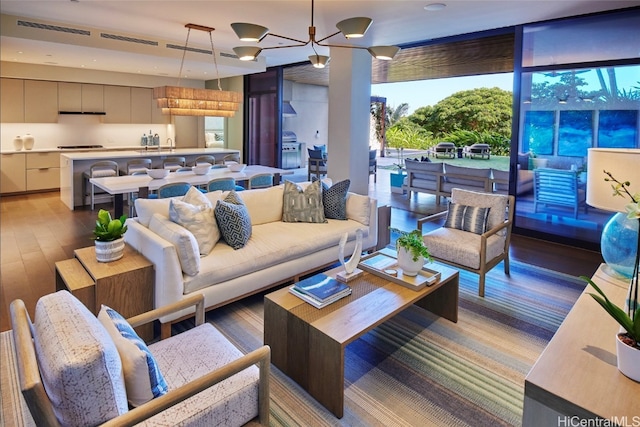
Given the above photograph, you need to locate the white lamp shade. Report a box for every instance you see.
[309,54,330,68]
[233,46,262,61]
[587,148,640,212]
[368,45,400,60]
[231,23,269,41]
[335,17,372,38]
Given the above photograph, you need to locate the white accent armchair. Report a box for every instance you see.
[417,188,515,297]
[10,291,270,427]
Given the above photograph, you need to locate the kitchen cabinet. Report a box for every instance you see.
[131,87,152,124]
[26,152,60,191]
[1,78,25,123]
[1,153,26,193]
[104,85,131,123]
[59,83,104,113]
[24,80,58,123]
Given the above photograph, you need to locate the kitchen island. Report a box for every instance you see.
[60,148,240,209]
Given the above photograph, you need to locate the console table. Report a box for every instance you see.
[55,244,154,341]
[522,265,640,424]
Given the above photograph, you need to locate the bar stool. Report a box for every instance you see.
[83,161,119,210]
[223,153,240,164]
[194,155,216,166]
[126,158,152,175]
[163,156,186,171]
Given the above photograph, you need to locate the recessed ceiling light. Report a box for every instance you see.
[424,3,446,11]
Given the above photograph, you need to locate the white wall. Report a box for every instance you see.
[283,81,329,160]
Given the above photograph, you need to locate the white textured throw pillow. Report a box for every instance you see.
[149,213,200,276]
[98,305,168,407]
[346,193,371,226]
[169,187,219,255]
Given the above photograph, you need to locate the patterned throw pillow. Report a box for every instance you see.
[98,305,168,407]
[282,180,327,223]
[214,190,252,249]
[321,179,350,220]
[444,202,491,235]
[169,187,219,255]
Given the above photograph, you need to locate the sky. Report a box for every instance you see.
[372,73,514,114]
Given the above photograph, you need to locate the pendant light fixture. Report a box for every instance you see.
[153,24,242,117]
[231,0,399,66]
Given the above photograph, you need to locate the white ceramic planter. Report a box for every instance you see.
[95,237,125,262]
[22,134,34,150]
[616,334,640,382]
[13,136,23,151]
[396,246,424,277]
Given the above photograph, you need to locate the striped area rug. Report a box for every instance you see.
[196,261,585,427]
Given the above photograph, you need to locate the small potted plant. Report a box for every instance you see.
[93,209,128,262]
[390,228,432,276]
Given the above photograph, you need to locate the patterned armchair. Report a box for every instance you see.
[417,188,514,297]
[10,291,270,426]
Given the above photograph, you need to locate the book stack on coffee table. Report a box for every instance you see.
[289,273,352,308]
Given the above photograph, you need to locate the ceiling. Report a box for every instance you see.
[1,1,638,87]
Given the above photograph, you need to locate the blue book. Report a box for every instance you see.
[294,274,350,302]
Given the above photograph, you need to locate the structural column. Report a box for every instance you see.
[327,47,372,195]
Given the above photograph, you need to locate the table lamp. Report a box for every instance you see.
[586,148,640,281]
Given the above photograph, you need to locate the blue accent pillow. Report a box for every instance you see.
[444,202,490,235]
[215,190,252,249]
[99,306,168,407]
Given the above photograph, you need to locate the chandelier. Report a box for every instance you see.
[231,0,400,69]
[153,24,242,117]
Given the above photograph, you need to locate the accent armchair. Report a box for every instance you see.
[10,291,270,427]
[307,148,328,181]
[417,188,515,297]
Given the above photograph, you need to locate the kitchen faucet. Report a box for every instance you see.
[167,138,174,152]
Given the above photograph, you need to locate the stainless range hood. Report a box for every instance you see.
[59,111,106,115]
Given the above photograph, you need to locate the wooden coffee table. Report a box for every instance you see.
[264,261,459,418]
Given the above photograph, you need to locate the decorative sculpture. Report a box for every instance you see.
[337,229,363,282]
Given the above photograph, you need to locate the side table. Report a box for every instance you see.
[55,244,154,341]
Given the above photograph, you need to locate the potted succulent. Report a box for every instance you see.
[581,170,639,381]
[93,209,127,262]
[390,228,432,276]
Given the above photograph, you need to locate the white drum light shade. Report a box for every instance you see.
[368,45,401,60]
[336,17,372,38]
[587,148,640,212]
[309,55,330,68]
[234,46,263,61]
[231,23,269,41]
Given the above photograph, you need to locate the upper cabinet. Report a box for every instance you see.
[104,85,131,123]
[24,80,58,123]
[1,78,173,124]
[0,78,25,123]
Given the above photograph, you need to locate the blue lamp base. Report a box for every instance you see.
[601,212,639,279]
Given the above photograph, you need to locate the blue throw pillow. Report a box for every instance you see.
[321,179,350,220]
[215,190,252,249]
[444,202,490,235]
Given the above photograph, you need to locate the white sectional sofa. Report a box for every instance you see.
[125,181,378,337]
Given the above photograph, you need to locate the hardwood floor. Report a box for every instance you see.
[0,188,603,333]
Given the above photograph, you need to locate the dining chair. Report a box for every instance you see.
[163,156,186,171]
[126,158,152,175]
[157,182,191,198]
[248,173,274,189]
[174,166,193,173]
[207,177,237,192]
[83,160,119,210]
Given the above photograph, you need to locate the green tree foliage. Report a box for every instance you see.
[386,119,432,151]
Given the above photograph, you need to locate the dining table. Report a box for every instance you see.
[90,165,294,218]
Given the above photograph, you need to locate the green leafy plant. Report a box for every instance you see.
[93,209,127,242]
[390,228,432,262]
[581,276,640,348]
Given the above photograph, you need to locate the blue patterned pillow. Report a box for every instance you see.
[215,190,252,249]
[98,305,168,407]
[321,179,350,220]
[444,202,490,235]
[282,180,327,223]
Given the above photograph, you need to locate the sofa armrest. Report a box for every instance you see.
[126,293,205,332]
[101,345,271,427]
[124,219,185,318]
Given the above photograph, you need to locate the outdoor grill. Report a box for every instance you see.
[282,131,304,169]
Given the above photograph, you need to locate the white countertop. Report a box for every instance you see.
[59,147,239,160]
[2,146,239,155]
